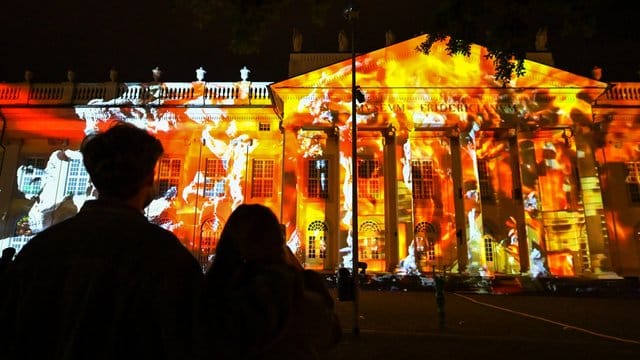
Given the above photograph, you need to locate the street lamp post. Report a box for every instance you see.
[344,0,360,336]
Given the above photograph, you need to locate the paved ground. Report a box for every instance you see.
[326,288,640,359]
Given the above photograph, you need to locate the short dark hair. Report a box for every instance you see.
[80,123,164,199]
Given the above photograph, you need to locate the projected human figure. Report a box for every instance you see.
[398,239,419,275]
[22,150,92,233]
[340,231,354,269]
[463,119,483,268]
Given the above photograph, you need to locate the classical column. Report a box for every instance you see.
[574,125,614,276]
[450,134,468,272]
[383,127,399,272]
[326,127,341,271]
[510,133,530,274]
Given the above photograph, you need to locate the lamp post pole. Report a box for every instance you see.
[344,0,360,336]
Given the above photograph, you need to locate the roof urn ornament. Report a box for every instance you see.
[196,66,206,82]
[240,66,250,81]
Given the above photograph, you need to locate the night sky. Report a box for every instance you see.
[1,0,638,84]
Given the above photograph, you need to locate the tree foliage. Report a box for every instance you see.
[179,0,608,82]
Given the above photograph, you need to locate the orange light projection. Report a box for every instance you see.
[273,35,606,275]
[6,35,610,276]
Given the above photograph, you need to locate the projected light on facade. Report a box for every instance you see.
[1,35,634,278]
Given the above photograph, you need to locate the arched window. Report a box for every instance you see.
[359,220,383,259]
[307,221,328,259]
[415,222,437,261]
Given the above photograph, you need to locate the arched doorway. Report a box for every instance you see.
[199,216,224,271]
[306,220,328,270]
[414,222,438,271]
[360,220,384,271]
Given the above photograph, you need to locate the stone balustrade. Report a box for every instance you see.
[0,81,273,106]
[596,82,640,105]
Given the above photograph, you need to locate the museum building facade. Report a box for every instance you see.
[1,35,639,277]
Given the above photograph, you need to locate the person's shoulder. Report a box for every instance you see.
[14,217,78,257]
[143,224,184,249]
[141,224,200,267]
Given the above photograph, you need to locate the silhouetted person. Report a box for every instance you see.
[0,247,17,302]
[0,247,16,276]
[205,204,340,359]
[0,123,204,360]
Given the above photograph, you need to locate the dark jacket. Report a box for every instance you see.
[0,199,204,360]
[205,262,341,359]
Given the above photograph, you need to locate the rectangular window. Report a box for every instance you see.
[251,159,274,198]
[157,158,181,196]
[204,158,227,197]
[18,157,47,196]
[308,159,329,199]
[426,242,435,261]
[484,237,494,262]
[308,236,317,258]
[65,159,91,196]
[411,160,434,200]
[357,159,382,200]
[258,122,271,131]
[477,159,495,203]
[626,162,640,203]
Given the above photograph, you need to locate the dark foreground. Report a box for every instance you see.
[325,285,640,360]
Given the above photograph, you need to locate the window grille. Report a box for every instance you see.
[625,162,640,203]
[308,159,329,198]
[477,159,495,203]
[359,220,383,260]
[64,159,91,196]
[251,159,275,197]
[307,220,328,259]
[258,122,271,131]
[411,160,434,200]
[18,157,47,196]
[426,241,435,261]
[484,236,494,262]
[157,158,181,196]
[204,158,227,197]
[357,159,382,200]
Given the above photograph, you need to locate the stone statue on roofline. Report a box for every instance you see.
[292,28,303,52]
[338,30,349,52]
[152,67,162,82]
[385,29,395,46]
[534,27,548,51]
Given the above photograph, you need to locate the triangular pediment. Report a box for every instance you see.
[272,35,606,90]
[271,35,607,130]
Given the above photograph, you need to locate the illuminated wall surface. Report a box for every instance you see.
[1,35,638,277]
